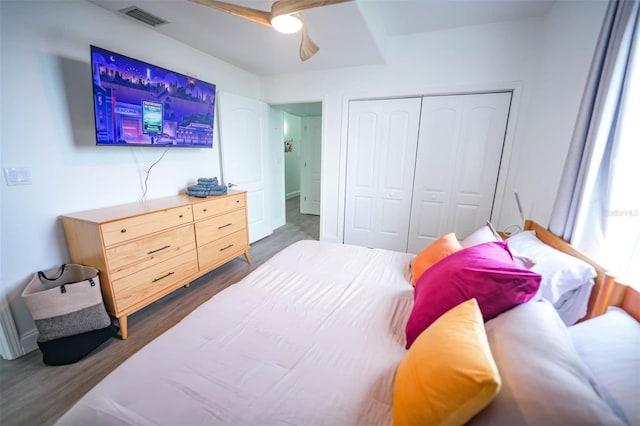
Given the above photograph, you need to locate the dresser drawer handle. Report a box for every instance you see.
[236,200,240,203]
[148,245,171,255]
[218,223,233,229]
[121,229,127,233]
[220,244,234,252]
[203,208,208,212]
[152,271,175,283]
[179,214,184,218]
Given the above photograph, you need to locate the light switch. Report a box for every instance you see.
[3,167,32,186]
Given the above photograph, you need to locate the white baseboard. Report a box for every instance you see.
[286,191,300,200]
[20,329,39,355]
[0,288,26,360]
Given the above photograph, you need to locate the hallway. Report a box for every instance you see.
[285,196,319,241]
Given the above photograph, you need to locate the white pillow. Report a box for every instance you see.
[506,231,596,324]
[462,224,534,269]
[461,223,501,248]
[468,300,625,426]
[569,307,640,424]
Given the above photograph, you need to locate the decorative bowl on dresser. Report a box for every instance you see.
[60,190,250,339]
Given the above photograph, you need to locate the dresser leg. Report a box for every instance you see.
[119,316,128,340]
[244,250,251,264]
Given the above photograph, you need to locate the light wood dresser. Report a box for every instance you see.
[60,191,250,339]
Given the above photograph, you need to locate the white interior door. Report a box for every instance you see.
[344,97,422,251]
[407,92,511,253]
[218,92,272,243]
[300,116,321,215]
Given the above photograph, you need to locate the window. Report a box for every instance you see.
[593,27,640,287]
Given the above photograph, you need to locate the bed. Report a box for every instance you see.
[56,221,639,426]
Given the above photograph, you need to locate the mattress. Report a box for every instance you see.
[57,240,415,425]
[569,307,640,425]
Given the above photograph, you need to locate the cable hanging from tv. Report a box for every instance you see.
[141,147,171,201]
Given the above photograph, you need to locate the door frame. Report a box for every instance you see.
[300,116,322,216]
[338,82,523,244]
[269,100,326,225]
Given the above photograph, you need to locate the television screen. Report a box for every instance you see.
[90,45,216,148]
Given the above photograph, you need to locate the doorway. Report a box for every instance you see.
[272,102,322,240]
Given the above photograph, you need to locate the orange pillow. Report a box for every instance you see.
[393,298,501,426]
[410,233,462,285]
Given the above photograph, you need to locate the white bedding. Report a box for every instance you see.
[57,240,415,425]
[569,307,640,425]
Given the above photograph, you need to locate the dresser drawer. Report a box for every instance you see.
[112,250,198,312]
[198,230,248,270]
[106,225,196,281]
[194,209,246,247]
[61,191,248,339]
[192,193,245,221]
[101,205,193,247]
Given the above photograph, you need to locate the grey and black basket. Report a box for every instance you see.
[22,264,117,365]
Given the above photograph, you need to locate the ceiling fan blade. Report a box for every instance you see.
[272,0,352,18]
[299,23,319,61]
[188,0,272,27]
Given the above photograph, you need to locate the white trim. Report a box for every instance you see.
[285,190,300,200]
[0,286,26,360]
[262,83,524,244]
[318,96,331,241]
[20,328,39,355]
[322,95,344,243]
[337,80,525,243]
[491,83,523,230]
[336,94,350,244]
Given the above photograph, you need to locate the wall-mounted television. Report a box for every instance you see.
[90,45,216,148]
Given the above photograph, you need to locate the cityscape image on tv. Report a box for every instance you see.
[90,46,216,147]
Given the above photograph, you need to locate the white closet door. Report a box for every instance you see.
[300,116,321,215]
[407,92,511,254]
[344,97,422,251]
[218,92,272,243]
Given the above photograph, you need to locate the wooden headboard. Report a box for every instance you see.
[592,275,640,322]
[523,220,639,322]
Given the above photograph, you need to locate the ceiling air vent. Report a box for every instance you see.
[119,6,168,27]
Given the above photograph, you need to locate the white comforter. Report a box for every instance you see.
[57,240,415,425]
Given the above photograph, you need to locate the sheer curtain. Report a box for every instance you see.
[597,38,640,282]
[549,0,639,285]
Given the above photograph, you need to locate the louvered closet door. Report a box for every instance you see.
[406,92,512,254]
[344,98,422,251]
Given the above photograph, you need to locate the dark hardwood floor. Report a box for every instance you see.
[0,197,319,426]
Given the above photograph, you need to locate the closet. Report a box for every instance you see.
[344,92,512,254]
[344,97,422,252]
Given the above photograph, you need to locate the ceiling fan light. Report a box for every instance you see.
[271,14,302,34]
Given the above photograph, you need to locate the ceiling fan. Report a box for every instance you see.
[188,0,352,61]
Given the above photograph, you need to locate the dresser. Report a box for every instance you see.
[60,191,250,339]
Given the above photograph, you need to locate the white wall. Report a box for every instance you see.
[284,113,302,198]
[0,0,608,358]
[501,0,609,229]
[0,0,261,356]
[261,0,608,242]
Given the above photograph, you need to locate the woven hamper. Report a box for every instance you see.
[22,264,117,365]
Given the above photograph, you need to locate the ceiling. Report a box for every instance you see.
[87,0,555,77]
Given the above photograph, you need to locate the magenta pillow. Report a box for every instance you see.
[405,241,541,348]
